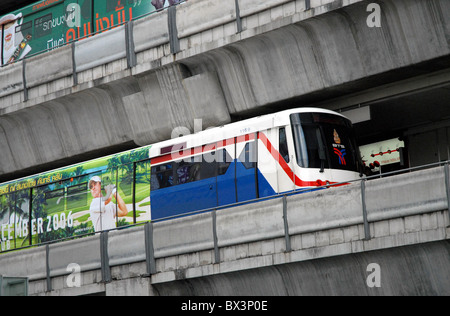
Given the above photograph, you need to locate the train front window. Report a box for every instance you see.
[290,112,361,173]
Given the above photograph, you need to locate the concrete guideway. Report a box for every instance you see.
[0,165,449,295]
[0,0,449,180]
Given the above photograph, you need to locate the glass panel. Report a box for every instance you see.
[115,164,132,228]
[151,163,174,190]
[0,192,28,252]
[135,160,151,224]
[279,127,290,163]
[218,149,232,176]
[291,113,361,173]
[67,174,93,237]
[239,142,257,170]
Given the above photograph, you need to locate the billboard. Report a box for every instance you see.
[0,0,181,65]
[0,146,151,252]
[360,138,405,168]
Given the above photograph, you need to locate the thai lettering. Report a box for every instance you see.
[66,6,133,42]
[15,180,37,190]
[32,0,64,12]
[95,7,133,32]
[47,35,65,50]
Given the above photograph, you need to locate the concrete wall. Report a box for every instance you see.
[0,166,449,295]
[0,0,449,179]
[154,240,450,296]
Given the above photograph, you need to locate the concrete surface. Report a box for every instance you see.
[0,166,449,295]
[153,240,450,296]
[0,0,448,180]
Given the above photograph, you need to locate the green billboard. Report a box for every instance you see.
[0,0,175,65]
[0,146,151,252]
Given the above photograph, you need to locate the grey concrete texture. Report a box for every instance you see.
[1,165,449,296]
[153,240,450,296]
[0,0,448,179]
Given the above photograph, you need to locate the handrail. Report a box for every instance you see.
[0,0,188,69]
[1,158,449,290]
[1,158,449,256]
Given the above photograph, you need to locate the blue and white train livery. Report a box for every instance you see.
[148,108,363,220]
[0,107,363,252]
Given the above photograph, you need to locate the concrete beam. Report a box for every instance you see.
[180,0,450,115]
[153,240,450,296]
[0,0,448,178]
[0,65,231,178]
[1,166,449,295]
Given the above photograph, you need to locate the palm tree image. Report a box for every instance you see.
[0,144,153,252]
[0,190,30,249]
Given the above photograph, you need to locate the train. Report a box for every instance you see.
[0,107,363,252]
[0,0,183,66]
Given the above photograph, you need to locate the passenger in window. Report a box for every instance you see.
[165,164,174,187]
[177,165,190,184]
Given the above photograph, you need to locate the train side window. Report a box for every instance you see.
[239,142,257,169]
[279,127,290,163]
[44,188,65,212]
[45,188,64,201]
[176,155,216,184]
[151,163,174,190]
[218,149,232,175]
[199,155,216,180]
[67,183,88,209]
[176,159,196,184]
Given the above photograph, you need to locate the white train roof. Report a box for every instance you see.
[149,107,347,159]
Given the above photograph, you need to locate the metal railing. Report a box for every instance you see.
[1,159,450,292]
[0,0,320,102]
[3,159,450,253]
[0,1,187,69]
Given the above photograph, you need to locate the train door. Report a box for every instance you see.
[216,139,236,206]
[256,129,279,197]
[135,160,151,223]
[236,134,258,202]
[276,127,296,193]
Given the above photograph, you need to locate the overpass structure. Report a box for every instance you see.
[0,165,449,296]
[0,0,449,181]
[0,0,450,296]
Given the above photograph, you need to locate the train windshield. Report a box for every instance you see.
[290,112,362,173]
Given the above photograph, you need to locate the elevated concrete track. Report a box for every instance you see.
[0,166,449,296]
[0,0,449,181]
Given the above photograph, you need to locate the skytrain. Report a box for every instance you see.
[0,107,363,253]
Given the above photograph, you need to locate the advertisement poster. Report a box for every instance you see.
[0,0,182,65]
[360,138,405,167]
[0,146,151,252]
